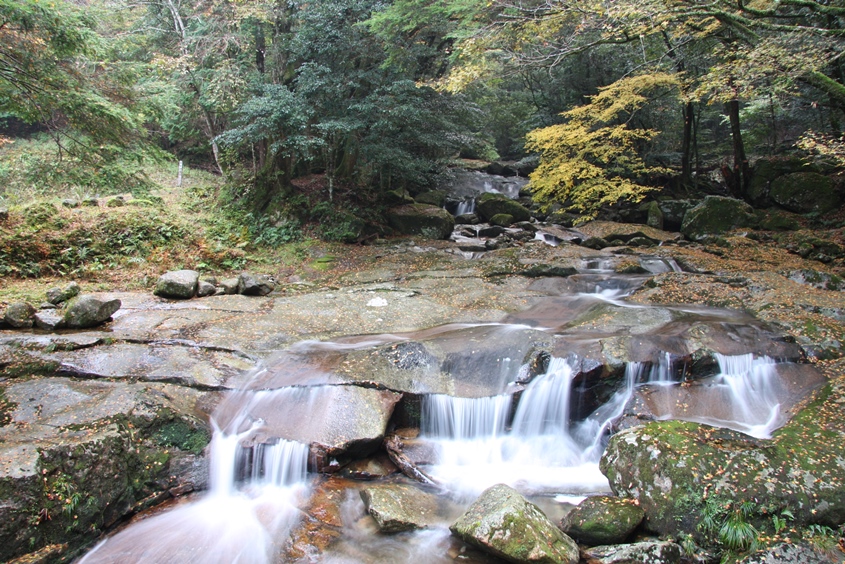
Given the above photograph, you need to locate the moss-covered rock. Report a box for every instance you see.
[600,381,845,548]
[414,190,447,207]
[560,495,644,546]
[386,204,455,240]
[490,213,514,227]
[770,172,842,215]
[450,483,579,563]
[680,196,757,240]
[758,212,802,231]
[477,193,531,223]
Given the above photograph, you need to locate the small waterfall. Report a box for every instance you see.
[422,394,511,439]
[455,198,476,216]
[244,439,310,486]
[713,353,783,438]
[421,357,614,497]
[511,357,574,435]
[79,391,313,564]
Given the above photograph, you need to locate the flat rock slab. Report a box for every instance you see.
[214,385,402,465]
[360,484,440,532]
[583,541,681,564]
[577,221,681,243]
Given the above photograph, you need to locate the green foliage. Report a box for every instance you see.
[153,419,210,455]
[244,212,302,247]
[526,73,678,221]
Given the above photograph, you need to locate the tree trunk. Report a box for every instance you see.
[681,100,694,188]
[725,99,749,198]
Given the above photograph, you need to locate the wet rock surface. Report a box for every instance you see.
[2,218,845,562]
[560,495,644,546]
[450,483,580,564]
[360,483,440,532]
[581,540,682,564]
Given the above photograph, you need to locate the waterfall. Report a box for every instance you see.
[713,353,783,438]
[420,357,614,497]
[455,198,477,216]
[422,394,511,439]
[79,391,312,564]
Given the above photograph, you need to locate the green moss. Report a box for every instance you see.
[0,388,16,426]
[153,419,210,454]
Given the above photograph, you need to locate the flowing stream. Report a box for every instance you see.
[77,264,816,563]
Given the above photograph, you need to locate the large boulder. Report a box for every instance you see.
[560,495,644,546]
[63,295,121,328]
[4,302,36,329]
[387,204,455,240]
[237,272,275,296]
[738,542,842,564]
[359,484,439,533]
[154,270,199,299]
[680,196,757,240]
[600,393,845,546]
[450,483,579,564]
[769,172,842,215]
[477,193,531,223]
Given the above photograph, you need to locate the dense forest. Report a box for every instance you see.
[2,0,845,232]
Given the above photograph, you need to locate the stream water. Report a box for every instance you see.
[77,263,815,563]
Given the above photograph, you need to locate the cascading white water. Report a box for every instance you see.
[712,353,783,438]
[455,198,477,216]
[78,395,312,564]
[420,357,614,497]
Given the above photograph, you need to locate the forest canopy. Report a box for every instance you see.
[1,0,844,219]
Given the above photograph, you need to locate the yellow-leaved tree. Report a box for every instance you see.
[526,72,679,222]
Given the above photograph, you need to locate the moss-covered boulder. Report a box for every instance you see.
[450,483,579,564]
[600,380,845,546]
[477,193,531,223]
[4,302,35,329]
[490,213,514,227]
[415,190,447,207]
[560,496,644,546]
[680,196,757,240]
[0,376,211,562]
[387,204,455,240]
[769,172,842,215]
[383,190,415,206]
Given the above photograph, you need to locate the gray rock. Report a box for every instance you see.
[46,281,81,305]
[39,302,57,309]
[238,272,275,296]
[63,295,121,328]
[477,193,531,223]
[387,204,456,240]
[359,484,439,533]
[0,207,8,221]
[582,541,681,564]
[770,172,841,215]
[582,236,610,250]
[415,190,447,207]
[81,197,99,207]
[61,199,79,208]
[34,310,66,331]
[738,542,841,563]
[680,196,756,240]
[478,225,505,238]
[455,213,480,225]
[196,279,217,298]
[489,213,514,227]
[450,483,579,564]
[106,196,125,207]
[560,496,644,546]
[4,302,36,328]
[154,270,199,299]
[218,278,239,295]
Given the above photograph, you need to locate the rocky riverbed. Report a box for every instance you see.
[2,220,845,563]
